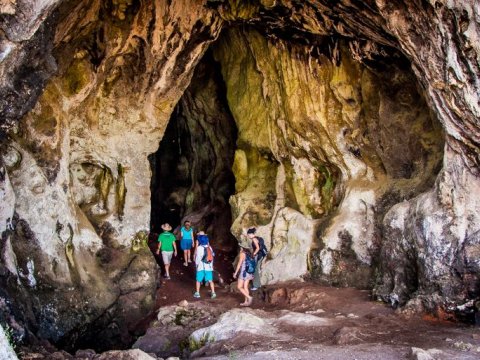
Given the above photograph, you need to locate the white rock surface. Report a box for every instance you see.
[0,325,18,360]
[95,349,156,360]
[190,308,277,343]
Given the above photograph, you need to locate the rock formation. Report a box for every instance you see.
[0,0,479,352]
[149,52,237,246]
[0,0,223,350]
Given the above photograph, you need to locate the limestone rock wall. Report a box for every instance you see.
[0,0,223,348]
[211,0,480,314]
[0,0,479,347]
[213,27,443,286]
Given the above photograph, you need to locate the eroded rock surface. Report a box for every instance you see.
[0,0,480,353]
[213,27,443,287]
[1,0,222,350]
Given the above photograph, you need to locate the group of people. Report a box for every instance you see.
[155,220,268,307]
[155,220,217,299]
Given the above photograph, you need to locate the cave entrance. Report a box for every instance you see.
[149,50,238,250]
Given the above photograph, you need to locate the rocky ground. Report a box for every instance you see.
[135,253,480,360]
[12,250,480,359]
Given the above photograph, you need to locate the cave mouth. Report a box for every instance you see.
[149,49,238,251]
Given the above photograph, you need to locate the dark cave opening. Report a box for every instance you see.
[149,50,238,251]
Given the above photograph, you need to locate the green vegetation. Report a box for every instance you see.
[188,332,215,352]
[3,324,17,352]
[131,230,148,252]
[174,308,189,326]
[319,165,336,213]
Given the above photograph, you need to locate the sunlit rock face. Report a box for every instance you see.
[210,0,480,315]
[0,0,479,351]
[213,27,443,286]
[0,0,222,349]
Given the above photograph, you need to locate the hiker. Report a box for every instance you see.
[156,223,177,279]
[180,220,194,266]
[193,232,216,299]
[247,227,268,291]
[194,231,210,286]
[233,245,256,306]
[148,229,165,276]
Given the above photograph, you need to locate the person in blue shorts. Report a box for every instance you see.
[180,220,194,266]
[193,232,216,299]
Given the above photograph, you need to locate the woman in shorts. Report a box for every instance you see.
[233,246,255,306]
[180,220,194,266]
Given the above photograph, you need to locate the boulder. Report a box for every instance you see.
[190,308,277,345]
[95,349,156,360]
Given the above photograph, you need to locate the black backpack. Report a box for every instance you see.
[256,236,268,259]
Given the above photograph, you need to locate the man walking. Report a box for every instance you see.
[156,223,177,279]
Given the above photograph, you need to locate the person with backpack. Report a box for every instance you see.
[156,223,177,280]
[246,227,268,291]
[233,245,256,306]
[180,220,194,266]
[193,232,216,299]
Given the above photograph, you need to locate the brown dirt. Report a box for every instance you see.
[136,243,480,359]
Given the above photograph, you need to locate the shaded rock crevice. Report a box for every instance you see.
[150,50,237,248]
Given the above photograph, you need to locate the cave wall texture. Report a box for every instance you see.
[0,0,479,347]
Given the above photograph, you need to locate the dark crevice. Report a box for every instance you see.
[149,49,238,250]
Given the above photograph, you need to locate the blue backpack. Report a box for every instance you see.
[245,253,256,274]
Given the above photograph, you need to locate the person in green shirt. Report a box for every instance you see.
[156,223,177,279]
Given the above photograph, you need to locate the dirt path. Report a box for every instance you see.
[153,247,239,307]
[137,245,480,359]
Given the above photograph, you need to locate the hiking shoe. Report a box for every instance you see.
[251,287,258,291]
[193,292,201,299]
[211,293,217,299]
[183,262,188,267]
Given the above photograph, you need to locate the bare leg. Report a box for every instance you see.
[243,279,252,305]
[165,264,170,277]
[186,249,191,263]
[209,280,215,293]
[183,250,188,266]
[237,279,249,303]
[196,281,201,293]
